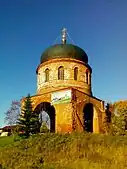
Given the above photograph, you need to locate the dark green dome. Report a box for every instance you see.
[40,44,88,64]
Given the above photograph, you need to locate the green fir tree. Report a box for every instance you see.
[103,103,112,134]
[17,94,39,138]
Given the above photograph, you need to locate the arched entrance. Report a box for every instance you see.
[34,102,55,132]
[83,103,93,132]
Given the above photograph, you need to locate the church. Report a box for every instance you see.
[22,28,105,133]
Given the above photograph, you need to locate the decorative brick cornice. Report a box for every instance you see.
[36,58,92,74]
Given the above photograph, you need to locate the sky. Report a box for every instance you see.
[0,0,127,127]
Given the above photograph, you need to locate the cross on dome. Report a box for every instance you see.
[61,28,67,44]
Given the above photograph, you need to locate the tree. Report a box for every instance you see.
[4,101,21,126]
[103,103,112,134]
[110,101,127,135]
[39,110,50,127]
[103,101,127,135]
[17,94,39,138]
[40,121,50,133]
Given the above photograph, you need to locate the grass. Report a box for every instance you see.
[53,98,71,104]
[0,136,14,147]
[0,132,127,169]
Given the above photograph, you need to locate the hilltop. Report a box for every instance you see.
[0,133,127,169]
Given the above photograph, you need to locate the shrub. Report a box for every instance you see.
[40,122,50,133]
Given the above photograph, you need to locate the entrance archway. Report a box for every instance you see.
[34,102,55,132]
[83,103,93,132]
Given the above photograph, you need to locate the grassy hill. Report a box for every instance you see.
[0,133,127,169]
[0,136,14,147]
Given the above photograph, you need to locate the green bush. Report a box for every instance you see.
[40,122,50,133]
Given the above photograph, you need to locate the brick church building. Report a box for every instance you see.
[22,28,105,133]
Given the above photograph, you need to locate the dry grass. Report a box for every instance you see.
[0,132,127,169]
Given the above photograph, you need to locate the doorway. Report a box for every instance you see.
[83,103,93,132]
[34,102,55,132]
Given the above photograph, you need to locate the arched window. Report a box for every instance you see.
[86,69,89,84]
[58,66,64,80]
[45,68,49,82]
[74,67,78,80]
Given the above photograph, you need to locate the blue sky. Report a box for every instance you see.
[0,0,127,127]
